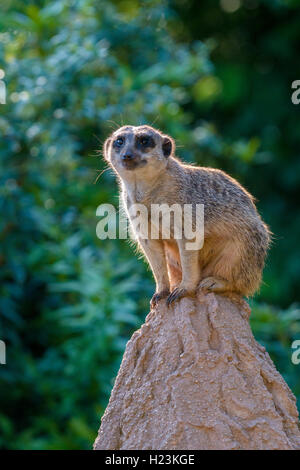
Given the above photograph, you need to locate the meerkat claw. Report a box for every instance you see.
[150,289,170,309]
[166,287,187,307]
[198,276,226,292]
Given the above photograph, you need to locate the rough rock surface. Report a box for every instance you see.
[94,293,300,450]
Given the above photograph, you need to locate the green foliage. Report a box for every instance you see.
[0,0,299,449]
[250,302,300,401]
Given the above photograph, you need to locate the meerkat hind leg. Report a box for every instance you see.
[198,276,232,293]
[198,237,244,295]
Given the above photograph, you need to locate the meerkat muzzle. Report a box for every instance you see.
[121,153,146,170]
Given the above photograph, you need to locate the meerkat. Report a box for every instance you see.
[103,125,270,308]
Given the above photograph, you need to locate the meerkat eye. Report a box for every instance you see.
[140,136,149,146]
[114,137,124,147]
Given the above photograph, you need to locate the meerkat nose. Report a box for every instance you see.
[122,153,135,161]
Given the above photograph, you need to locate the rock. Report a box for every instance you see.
[94,293,300,450]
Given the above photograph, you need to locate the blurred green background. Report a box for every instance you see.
[0,0,300,450]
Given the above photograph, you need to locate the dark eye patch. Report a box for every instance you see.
[113,136,125,150]
[136,134,155,149]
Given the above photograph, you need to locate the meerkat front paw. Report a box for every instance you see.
[150,289,170,309]
[198,276,228,293]
[166,287,186,306]
[166,286,196,307]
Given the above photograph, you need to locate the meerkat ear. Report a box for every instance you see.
[162,136,174,157]
[103,137,111,161]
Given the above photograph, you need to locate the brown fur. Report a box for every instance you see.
[103,125,271,307]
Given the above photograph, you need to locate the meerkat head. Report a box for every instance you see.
[103,125,175,178]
